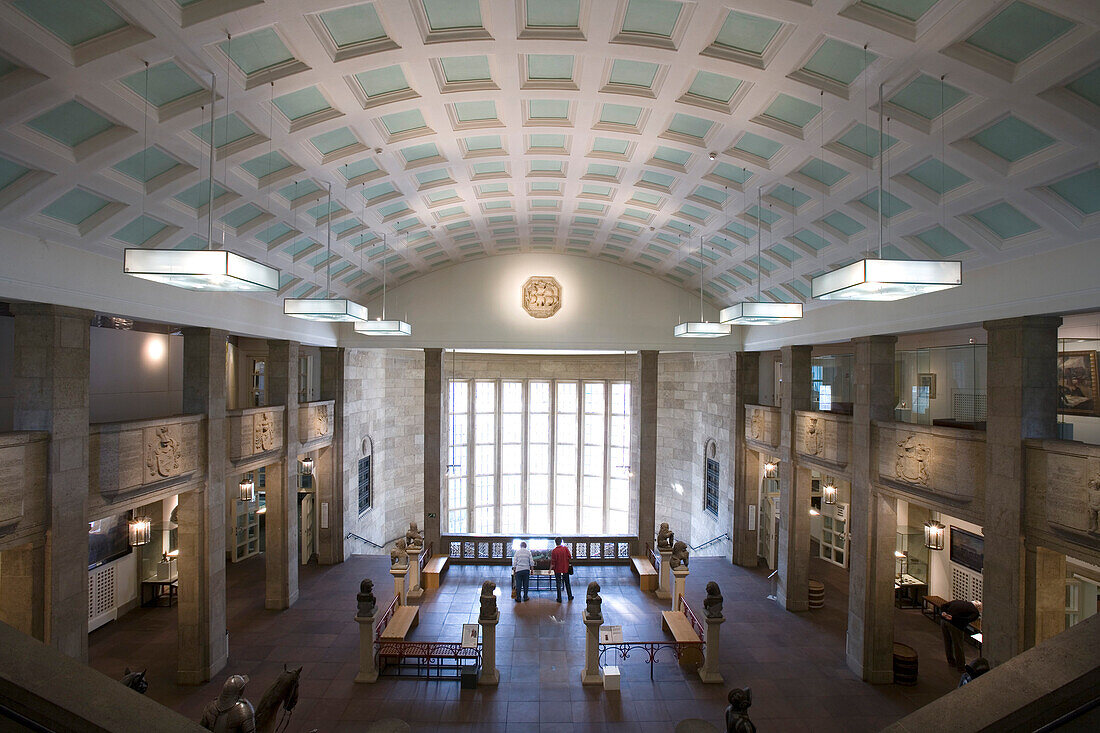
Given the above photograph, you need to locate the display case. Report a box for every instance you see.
[895,344,986,427]
[232,468,264,562]
[896,526,929,583]
[137,521,178,581]
[811,354,853,414]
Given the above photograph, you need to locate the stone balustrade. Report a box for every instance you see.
[794,410,852,473]
[89,415,206,504]
[298,399,335,447]
[873,421,986,513]
[0,432,48,548]
[1024,438,1100,564]
[744,404,781,450]
[226,405,285,464]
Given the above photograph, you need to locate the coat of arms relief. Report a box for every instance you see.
[146,425,182,478]
[895,435,931,486]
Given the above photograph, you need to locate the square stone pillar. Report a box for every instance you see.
[354,610,378,683]
[581,615,603,685]
[177,328,229,684]
[1025,546,1067,647]
[391,564,408,606]
[846,335,898,683]
[478,611,500,686]
[318,347,345,565]
[776,345,811,612]
[406,547,424,600]
[636,351,658,549]
[265,340,300,609]
[699,613,725,684]
[0,542,46,641]
[671,566,690,612]
[983,316,1060,665]
[656,547,673,600]
[423,348,443,553]
[11,304,92,661]
[731,352,760,567]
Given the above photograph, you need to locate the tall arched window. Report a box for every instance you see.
[703,439,719,518]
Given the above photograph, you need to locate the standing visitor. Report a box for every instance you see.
[940,599,982,670]
[551,537,573,602]
[512,541,533,602]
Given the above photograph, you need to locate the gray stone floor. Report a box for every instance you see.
[89,552,967,731]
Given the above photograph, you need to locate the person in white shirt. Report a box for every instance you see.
[512,541,533,602]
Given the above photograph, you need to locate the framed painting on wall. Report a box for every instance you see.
[918,373,937,399]
[1057,351,1099,416]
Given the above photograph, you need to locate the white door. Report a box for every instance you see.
[819,502,849,568]
[299,494,315,565]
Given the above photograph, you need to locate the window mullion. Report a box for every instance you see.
[495,379,502,534]
[520,379,529,535]
[548,379,556,535]
[575,383,583,535]
[466,382,475,533]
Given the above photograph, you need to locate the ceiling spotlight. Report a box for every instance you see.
[708,151,718,160]
[374,147,382,153]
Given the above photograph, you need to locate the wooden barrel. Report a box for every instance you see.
[808,580,825,609]
[893,642,918,686]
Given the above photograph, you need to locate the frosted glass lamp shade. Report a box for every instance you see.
[353,319,412,336]
[811,259,961,301]
[720,301,803,324]
[822,483,837,505]
[283,298,368,322]
[124,249,279,292]
[673,322,731,338]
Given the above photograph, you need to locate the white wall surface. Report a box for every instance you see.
[341,253,742,351]
[90,328,183,423]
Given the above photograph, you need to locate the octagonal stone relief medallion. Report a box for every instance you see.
[522,276,561,319]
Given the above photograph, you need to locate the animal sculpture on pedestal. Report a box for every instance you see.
[120,668,147,694]
[390,539,408,567]
[480,580,498,620]
[725,687,755,733]
[254,665,301,733]
[405,522,424,550]
[670,540,690,569]
[657,522,674,549]
[703,582,723,618]
[585,581,602,620]
[356,579,376,618]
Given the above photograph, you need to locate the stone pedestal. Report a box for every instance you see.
[391,565,409,606]
[479,612,500,686]
[581,616,603,685]
[671,567,690,612]
[406,548,424,600]
[354,612,378,683]
[699,614,725,684]
[656,548,673,600]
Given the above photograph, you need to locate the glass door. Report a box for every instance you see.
[820,502,849,568]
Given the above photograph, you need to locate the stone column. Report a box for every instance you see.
[731,352,760,567]
[672,566,690,612]
[423,348,443,553]
[265,340,300,609]
[0,543,45,640]
[406,547,423,600]
[391,564,408,606]
[581,614,603,685]
[699,612,725,684]
[478,611,500,685]
[178,327,229,684]
[318,347,345,565]
[11,304,92,661]
[983,316,1060,665]
[846,335,898,683]
[776,345,811,612]
[636,351,658,549]
[1025,546,1067,648]
[656,546,673,600]
[354,610,378,683]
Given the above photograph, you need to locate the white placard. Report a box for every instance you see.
[462,623,479,648]
[320,502,329,529]
[599,625,623,644]
[835,504,846,521]
[748,505,756,530]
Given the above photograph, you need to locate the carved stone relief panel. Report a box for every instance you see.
[0,443,25,528]
[179,420,200,475]
[1026,445,1100,543]
[254,411,275,452]
[895,435,931,485]
[144,424,182,479]
[876,424,983,504]
[745,406,780,447]
[522,276,562,319]
[118,429,144,490]
[795,413,850,467]
[300,403,332,443]
[228,414,252,461]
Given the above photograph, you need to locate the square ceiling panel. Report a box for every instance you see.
[968,201,1040,241]
[797,158,849,188]
[351,65,417,109]
[14,0,126,46]
[422,0,482,30]
[524,54,577,90]
[887,74,968,128]
[320,3,386,46]
[28,100,114,147]
[112,214,171,246]
[120,61,206,118]
[1046,167,1100,216]
[790,228,832,252]
[856,188,911,218]
[964,2,1073,64]
[861,0,939,22]
[729,131,783,167]
[901,158,971,200]
[0,157,30,191]
[796,38,877,91]
[704,9,787,69]
[111,147,180,184]
[1064,66,1100,107]
[828,123,900,166]
[41,187,110,225]
[912,225,969,257]
[221,27,293,74]
[524,0,581,29]
[273,86,334,123]
[968,115,1054,163]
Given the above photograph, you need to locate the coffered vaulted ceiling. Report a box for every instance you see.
[0,0,1096,312]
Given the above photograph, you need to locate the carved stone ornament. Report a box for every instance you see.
[147,426,181,478]
[314,404,329,437]
[895,435,930,486]
[522,276,562,319]
[1088,476,1100,535]
[254,412,274,452]
[805,417,824,456]
[749,411,763,441]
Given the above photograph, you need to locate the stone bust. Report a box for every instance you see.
[585,581,602,620]
[703,582,723,618]
[657,522,674,550]
[390,539,408,568]
[405,522,423,550]
[356,579,376,618]
[479,580,497,620]
[725,687,755,733]
[670,540,690,569]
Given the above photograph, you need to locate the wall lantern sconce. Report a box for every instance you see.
[822,481,838,505]
[128,516,152,547]
[763,460,778,478]
[924,520,946,551]
[299,457,314,476]
[239,475,255,502]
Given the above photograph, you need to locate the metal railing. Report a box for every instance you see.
[346,532,404,550]
[680,597,706,642]
[597,595,706,680]
[419,541,432,573]
[690,533,730,552]
[647,542,660,574]
[441,534,636,564]
[374,595,399,638]
[375,640,481,680]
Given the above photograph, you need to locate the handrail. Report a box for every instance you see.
[418,541,432,572]
[680,597,705,642]
[690,533,730,551]
[1033,694,1100,733]
[346,532,383,549]
[647,542,659,573]
[375,594,399,637]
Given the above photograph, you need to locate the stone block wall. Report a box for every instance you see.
[343,349,425,556]
[656,353,734,556]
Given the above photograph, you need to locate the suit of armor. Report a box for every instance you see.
[200,675,256,733]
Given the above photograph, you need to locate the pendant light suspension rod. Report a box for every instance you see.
[878,81,885,260]
[698,236,704,323]
[205,73,216,251]
[325,182,332,295]
[757,188,763,301]
[381,234,387,319]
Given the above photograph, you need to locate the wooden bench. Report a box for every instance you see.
[921,594,946,620]
[662,606,704,668]
[630,556,658,591]
[423,555,449,590]
[379,606,420,640]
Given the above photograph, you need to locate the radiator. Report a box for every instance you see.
[88,564,117,631]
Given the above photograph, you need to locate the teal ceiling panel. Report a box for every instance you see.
[28,100,114,147]
[971,202,1040,239]
[965,2,1074,63]
[971,116,1054,162]
[713,10,781,54]
[14,0,126,46]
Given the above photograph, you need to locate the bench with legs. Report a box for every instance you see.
[376,596,420,641]
[661,597,705,668]
[422,555,449,590]
[630,556,657,591]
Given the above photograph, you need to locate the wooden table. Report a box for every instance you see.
[141,574,178,607]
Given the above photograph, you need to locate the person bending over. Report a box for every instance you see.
[551,537,573,602]
[512,541,533,603]
[941,599,981,671]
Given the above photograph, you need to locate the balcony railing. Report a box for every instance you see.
[440,534,636,564]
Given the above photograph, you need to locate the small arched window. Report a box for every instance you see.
[358,436,374,515]
[703,439,719,517]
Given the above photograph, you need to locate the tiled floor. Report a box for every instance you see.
[89,553,967,732]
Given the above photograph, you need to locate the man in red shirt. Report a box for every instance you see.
[550,537,573,602]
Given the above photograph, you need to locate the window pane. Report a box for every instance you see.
[502,444,522,473]
[608,510,628,535]
[584,382,605,413]
[530,381,550,411]
[529,414,549,442]
[475,445,495,472]
[557,415,577,444]
[556,443,577,471]
[501,474,521,504]
[475,414,495,443]
[529,474,548,504]
[555,505,576,534]
[450,380,468,408]
[557,381,578,412]
[502,413,522,438]
[449,509,466,533]
[528,445,549,474]
[474,506,492,533]
[583,415,604,444]
[528,505,550,534]
[502,381,523,411]
[611,382,630,412]
[501,505,521,533]
[475,381,495,412]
